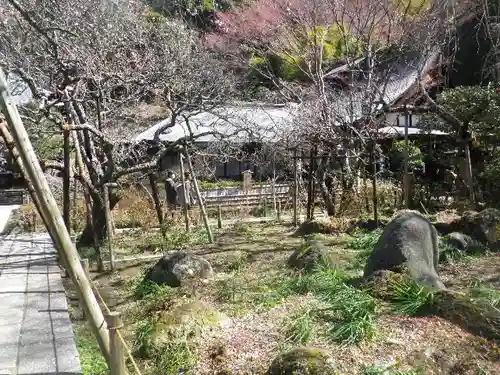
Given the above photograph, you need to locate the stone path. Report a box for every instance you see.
[0,207,82,375]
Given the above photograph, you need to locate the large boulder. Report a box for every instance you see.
[295,219,337,236]
[454,208,500,247]
[363,210,445,291]
[137,300,228,358]
[266,347,338,375]
[443,232,475,253]
[145,251,213,287]
[152,301,227,348]
[287,236,330,272]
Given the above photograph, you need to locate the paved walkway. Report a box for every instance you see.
[0,206,82,375]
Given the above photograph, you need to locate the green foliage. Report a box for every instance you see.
[468,282,500,309]
[362,362,419,375]
[320,284,378,345]
[149,0,233,17]
[419,84,500,206]
[281,266,349,295]
[346,229,383,251]
[127,269,175,316]
[144,227,210,253]
[389,278,436,316]
[424,85,500,138]
[133,315,197,373]
[310,24,363,60]
[249,23,363,81]
[74,324,109,375]
[392,0,429,18]
[389,140,424,174]
[438,240,466,263]
[283,308,317,345]
[345,229,382,269]
[279,265,377,345]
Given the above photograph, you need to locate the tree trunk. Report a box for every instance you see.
[77,192,120,247]
[319,178,336,216]
[463,139,475,203]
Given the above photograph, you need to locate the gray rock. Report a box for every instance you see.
[363,210,445,291]
[288,236,330,272]
[443,232,474,252]
[146,251,213,287]
[455,208,500,246]
[266,347,338,375]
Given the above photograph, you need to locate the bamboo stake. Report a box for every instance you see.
[183,147,213,243]
[293,148,298,226]
[103,184,115,272]
[0,70,110,362]
[403,110,410,208]
[63,129,71,232]
[179,152,190,232]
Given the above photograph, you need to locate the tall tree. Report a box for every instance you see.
[0,0,237,246]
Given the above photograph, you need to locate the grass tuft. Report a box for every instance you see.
[362,362,419,375]
[74,323,108,375]
[320,284,378,345]
[468,281,500,309]
[389,278,436,316]
[283,308,317,345]
[346,229,383,251]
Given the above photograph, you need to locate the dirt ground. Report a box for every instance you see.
[65,222,500,375]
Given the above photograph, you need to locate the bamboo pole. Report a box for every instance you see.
[293,148,298,226]
[403,110,410,208]
[183,147,213,243]
[80,258,90,319]
[0,70,111,362]
[63,129,71,232]
[179,152,190,232]
[103,184,115,272]
[105,312,125,375]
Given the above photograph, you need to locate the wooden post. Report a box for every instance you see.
[403,110,410,208]
[370,141,379,223]
[277,200,282,221]
[183,148,213,243]
[103,185,115,272]
[148,173,164,227]
[63,129,71,232]
[263,197,268,217]
[271,154,277,213]
[0,70,110,362]
[306,148,314,220]
[105,312,125,375]
[293,148,298,226]
[217,205,222,229]
[179,152,190,232]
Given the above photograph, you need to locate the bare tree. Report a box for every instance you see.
[0,0,238,248]
[210,0,441,217]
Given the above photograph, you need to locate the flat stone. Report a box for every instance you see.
[0,231,81,374]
